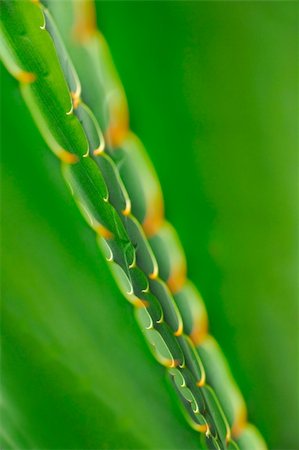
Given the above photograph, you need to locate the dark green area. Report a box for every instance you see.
[1,1,298,449]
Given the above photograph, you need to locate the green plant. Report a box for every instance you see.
[1,1,297,449]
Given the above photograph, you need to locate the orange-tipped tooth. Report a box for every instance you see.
[148,262,159,280]
[190,319,208,346]
[16,71,36,84]
[121,199,131,216]
[93,144,105,156]
[72,1,97,42]
[196,373,206,388]
[226,429,232,444]
[173,320,183,337]
[194,423,208,434]
[106,113,129,148]
[163,358,175,368]
[142,200,164,238]
[232,405,248,438]
[57,149,78,164]
[71,92,81,110]
[95,224,113,240]
[133,298,149,308]
[167,267,186,294]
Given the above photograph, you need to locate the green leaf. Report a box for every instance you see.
[2,1,298,449]
[1,67,201,449]
[0,0,88,160]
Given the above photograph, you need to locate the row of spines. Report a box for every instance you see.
[0,1,266,449]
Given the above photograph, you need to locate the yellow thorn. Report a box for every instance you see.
[226,430,232,445]
[173,320,183,337]
[133,298,149,308]
[71,91,81,110]
[142,201,164,238]
[194,423,208,434]
[190,319,209,347]
[167,266,186,294]
[93,144,105,156]
[95,224,113,240]
[57,149,78,164]
[148,262,159,280]
[106,121,129,149]
[196,372,206,387]
[121,199,131,216]
[72,0,97,43]
[232,405,248,438]
[16,71,36,84]
[164,358,176,368]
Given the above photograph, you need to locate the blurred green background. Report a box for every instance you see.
[1,1,298,449]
